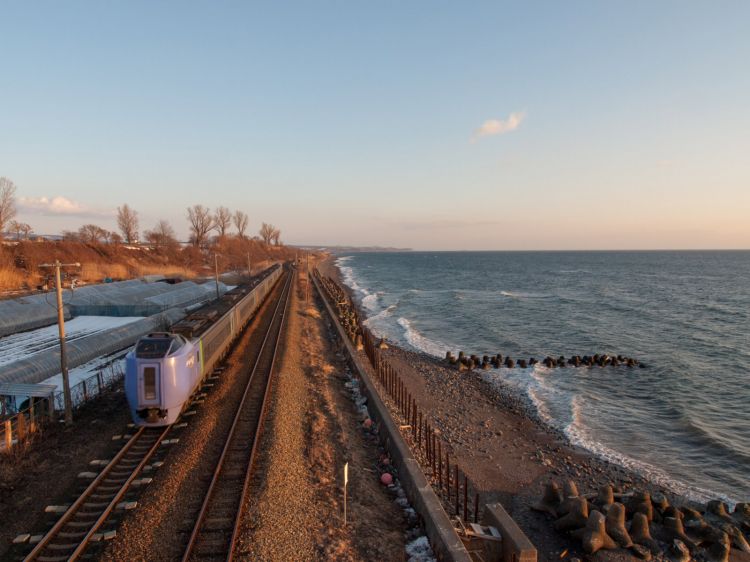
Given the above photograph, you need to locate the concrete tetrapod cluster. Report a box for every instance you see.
[445,351,646,371]
[532,480,750,561]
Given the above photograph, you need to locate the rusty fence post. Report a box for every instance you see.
[474,493,480,523]
[438,441,443,490]
[455,466,460,516]
[29,399,36,434]
[463,474,469,521]
[446,451,450,493]
[4,420,12,451]
[17,413,26,443]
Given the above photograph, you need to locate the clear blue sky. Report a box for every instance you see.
[2,1,749,249]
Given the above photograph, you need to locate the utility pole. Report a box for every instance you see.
[39,260,80,425]
[214,254,220,301]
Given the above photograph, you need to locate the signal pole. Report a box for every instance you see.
[39,260,80,425]
[214,254,220,301]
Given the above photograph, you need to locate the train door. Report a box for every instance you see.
[138,363,161,407]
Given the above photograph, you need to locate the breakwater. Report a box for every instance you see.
[444,351,645,370]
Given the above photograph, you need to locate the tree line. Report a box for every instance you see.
[0,177,282,249]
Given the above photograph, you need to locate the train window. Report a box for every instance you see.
[143,367,157,400]
[136,338,171,358]
[169,337,184,355]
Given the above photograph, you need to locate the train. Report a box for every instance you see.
[124,264,284,426]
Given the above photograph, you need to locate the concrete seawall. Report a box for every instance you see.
[312,273,472,562]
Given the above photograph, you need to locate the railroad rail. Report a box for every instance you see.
[181,268,293,562]
[24,426,170,562]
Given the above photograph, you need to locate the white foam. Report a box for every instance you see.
[499,290,552,299]
[397,317,448,358]
[564,395,736,505]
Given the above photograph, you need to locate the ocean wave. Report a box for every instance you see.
[397,317,448,358]
[499,290,554,299]
[363,304,398,327]
[564,396,737,506]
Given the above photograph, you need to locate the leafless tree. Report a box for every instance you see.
[187,205,213,247]
[116,204,139,243]
[271,228,281,246]
[233,210,249,238]
[9,220,32,240]
[109,232,123,245]
[213,206,232,238]
[144,219,179,251]
[0,177,17,239]
[259,222,276,245]
[78,224,110,243]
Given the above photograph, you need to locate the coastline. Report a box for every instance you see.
[318,254,744,561]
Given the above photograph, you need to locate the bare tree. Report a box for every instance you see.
[9,220,32,240]
[116,204,139,243]
[187,205,213,247]
[271,227,281,246]
[0,177,17,239]
[20,222,32,239]
[213,206,232,238]
[144,219,179,252]
[259,222,276,245]
[78,224,110,243]
[233,210,249,238]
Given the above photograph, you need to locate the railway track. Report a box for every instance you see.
[181,268,293,562]
[24,426,170,562]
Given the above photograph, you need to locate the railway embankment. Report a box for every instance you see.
[236,266,410,560]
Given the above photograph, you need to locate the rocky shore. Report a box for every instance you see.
[319,256,750,562]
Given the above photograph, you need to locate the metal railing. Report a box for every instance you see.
[2,362,124,453]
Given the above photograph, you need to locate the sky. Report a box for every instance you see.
[1,1,749,250]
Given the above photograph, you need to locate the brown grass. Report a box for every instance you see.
[0,266,25,290]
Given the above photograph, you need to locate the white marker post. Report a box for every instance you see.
[343,462,349,526]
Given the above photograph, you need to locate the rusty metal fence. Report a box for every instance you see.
[315,269,484,524]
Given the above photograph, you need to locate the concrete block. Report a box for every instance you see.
[111,434,122,440]
[89,459,110,467]
[116,501,137,511]
[152,461,164,468]
[12,534,30,544]
[182,411,197,417]
[482,502,537,562]
[78,471,98,479]
[161,438,179,446]
[174,423,188,429]
[45,505,70,513]
[29,535,43,544]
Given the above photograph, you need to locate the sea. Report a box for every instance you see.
[336,251,750,505]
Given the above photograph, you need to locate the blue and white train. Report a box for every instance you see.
[124,264,284,426]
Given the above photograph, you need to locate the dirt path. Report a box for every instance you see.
[238,267,407,561]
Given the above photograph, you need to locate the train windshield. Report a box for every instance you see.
[136,338,172,358]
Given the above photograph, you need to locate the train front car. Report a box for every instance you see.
[125,332,200,426]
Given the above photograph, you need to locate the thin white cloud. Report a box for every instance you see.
[18,196,113,218]
[472,111,526,142]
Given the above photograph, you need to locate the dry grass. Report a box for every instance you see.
[0,266,25,291]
